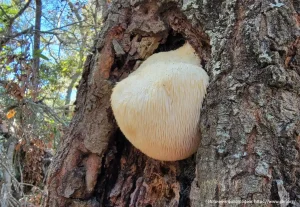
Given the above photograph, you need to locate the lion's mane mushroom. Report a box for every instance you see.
[111,42,209,161]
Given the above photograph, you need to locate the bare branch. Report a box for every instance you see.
[40,21,84,33]
[25,100,68,126]
[9,27,33,39]
[0,26,33,49]
[66,0,82,24]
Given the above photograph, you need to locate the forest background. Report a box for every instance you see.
[0,0,105,206]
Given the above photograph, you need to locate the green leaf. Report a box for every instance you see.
[33,49,49,60]
[39,53,50,60]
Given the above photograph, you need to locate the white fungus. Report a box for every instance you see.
[111,42,209,161]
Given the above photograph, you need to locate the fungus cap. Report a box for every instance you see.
[111,43,209,161]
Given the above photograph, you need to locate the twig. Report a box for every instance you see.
[19,183,44,192]
[8,27,33,39]
[40,21,83,33]
[25,100,68,126]
[7,193,20,207]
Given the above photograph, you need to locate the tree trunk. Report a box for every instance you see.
[32,0,42,100]
[64,0,89,117]
[64,72,81,117]
[45,0,300,206]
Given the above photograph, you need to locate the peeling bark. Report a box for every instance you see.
[45,0,300,206]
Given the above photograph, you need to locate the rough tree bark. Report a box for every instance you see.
[45,0,300,206]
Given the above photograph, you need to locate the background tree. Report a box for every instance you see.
[32,0,42,100]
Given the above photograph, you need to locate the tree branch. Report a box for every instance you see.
[25,100,68,126]
[66,0,82,23]
[10,0,32,23]
[0,5,11,20]
[9,27,33,39]
[40,21,84,33]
